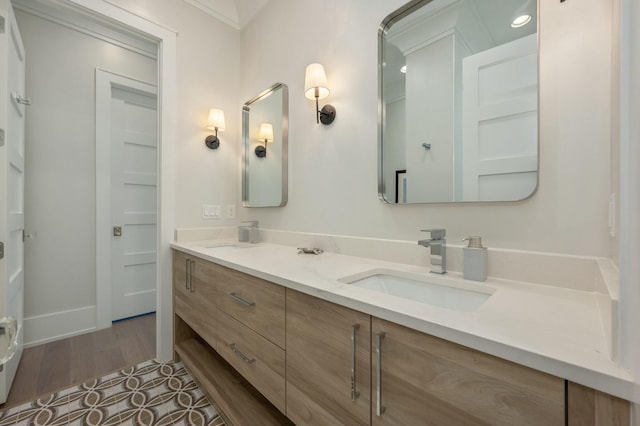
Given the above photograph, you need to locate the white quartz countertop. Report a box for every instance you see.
[171,240,635,400]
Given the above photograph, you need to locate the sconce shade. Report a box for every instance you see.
[205,108,225,149]
[304,63,330,100]
[258,123,274,142]
[207,108,226,131]
[255,122,273,158]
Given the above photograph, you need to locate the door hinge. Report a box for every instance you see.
[0,129,4,147]
[0,242,4,260]
[0,16,5,34]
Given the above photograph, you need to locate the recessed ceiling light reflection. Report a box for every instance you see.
[511,14,532,28]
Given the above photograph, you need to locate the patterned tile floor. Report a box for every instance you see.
[0,360,226,426]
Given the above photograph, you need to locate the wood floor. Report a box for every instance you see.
[0,313,156,410]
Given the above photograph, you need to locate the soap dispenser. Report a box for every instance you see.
[462,236,487,282]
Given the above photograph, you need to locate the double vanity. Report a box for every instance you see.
[171,238,632,425]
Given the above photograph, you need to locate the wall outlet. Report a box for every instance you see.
[202,204,221,219]
[227,204,236,219]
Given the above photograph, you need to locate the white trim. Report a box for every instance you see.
[619,0,640,408]
[23,305,97,347]
[12,0,158,59]
[95,69,157,330]
[182,0,239,30]
[71,0,176,362]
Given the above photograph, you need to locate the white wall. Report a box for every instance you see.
[382,99,405,202]
[16,10,157,343]
[405,35,454,202]
[238,0,615,258]
[107,0,242,230]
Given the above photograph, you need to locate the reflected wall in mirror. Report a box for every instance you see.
[242,83,288,207]
[379,0,538,204]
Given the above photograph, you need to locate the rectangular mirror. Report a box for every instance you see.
[379,0,538,203]
[242,83,288,207]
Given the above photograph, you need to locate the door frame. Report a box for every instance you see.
[73,0,176,361]
[95,69,157,328]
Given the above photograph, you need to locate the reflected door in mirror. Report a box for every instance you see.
[379,0,539,204]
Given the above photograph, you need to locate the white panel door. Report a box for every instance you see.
[110,87,157,321]
[462,34,538,201]
[0,0,25,403]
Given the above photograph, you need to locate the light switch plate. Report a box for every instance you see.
[212,205,221,219]
[202,204,222,219]
[226,204,235,219]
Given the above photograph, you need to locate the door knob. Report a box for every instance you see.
[113,226,122,237]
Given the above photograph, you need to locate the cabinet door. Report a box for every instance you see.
[172,250,189,296]
[371,318,564,426]
[286,290,371,426]
[191,257,217,322]
[173,250,193,319]
[172,251,216,348]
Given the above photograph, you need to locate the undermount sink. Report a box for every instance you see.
[339,269,494,312]
[200,242,254,251]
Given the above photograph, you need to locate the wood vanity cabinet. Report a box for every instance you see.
[172,249,292,425]
[286,289,372,425]
[171,250,630,426]
[215,264,287,413]
[172,250,217,347]
[370,318,565,426]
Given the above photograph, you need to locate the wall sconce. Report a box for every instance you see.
[205,108,225,149]
[255,122,273,158]
[304,63,336,125]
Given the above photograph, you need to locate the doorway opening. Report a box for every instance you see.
[13,0,176,363]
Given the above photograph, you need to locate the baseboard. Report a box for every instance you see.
[23,305,97,348]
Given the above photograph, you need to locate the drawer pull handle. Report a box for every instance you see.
[185,259,190,290]
[189,260,195,293]
[376,332,386,416]
[351,324,360,401]
[228,292,255,307]
[229,343,255,364]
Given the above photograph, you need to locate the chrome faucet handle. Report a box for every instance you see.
[242,220,259,228]
[421,229,446,240]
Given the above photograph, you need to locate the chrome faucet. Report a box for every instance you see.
[238,221,259,243]
[418,229,447,274]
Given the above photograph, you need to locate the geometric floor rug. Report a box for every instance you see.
[0,360,226,425]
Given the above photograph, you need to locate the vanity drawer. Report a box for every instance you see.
[216,311,286,414]
[216,265,285,348]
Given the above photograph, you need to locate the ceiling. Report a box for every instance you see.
[182,0,270,30]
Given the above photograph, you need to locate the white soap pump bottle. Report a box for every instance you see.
[462,236,487,282]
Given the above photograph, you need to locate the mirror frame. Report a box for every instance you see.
[377,0,540,204]
[242,82,289,208]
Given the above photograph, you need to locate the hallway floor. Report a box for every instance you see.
[2,313,156,410]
